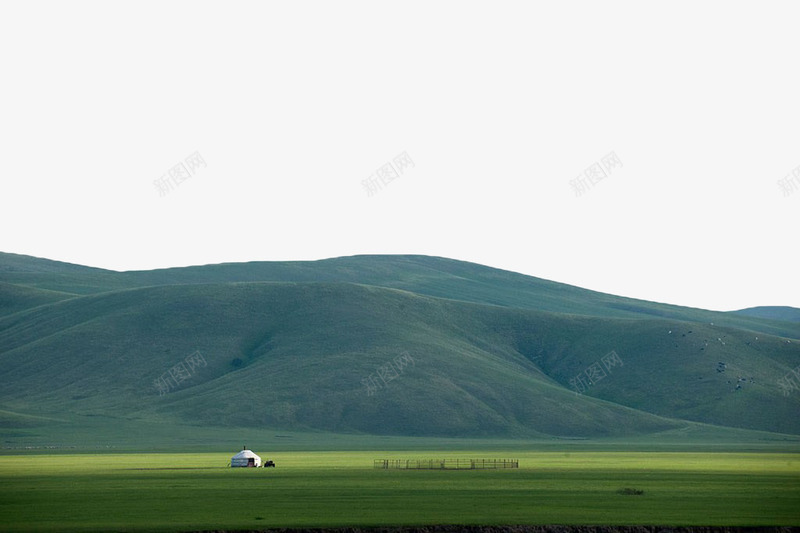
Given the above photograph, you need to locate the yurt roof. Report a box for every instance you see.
[231,449,261,460]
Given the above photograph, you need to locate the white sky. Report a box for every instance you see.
[1,1,798,312]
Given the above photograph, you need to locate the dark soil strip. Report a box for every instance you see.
[190,526,800,533]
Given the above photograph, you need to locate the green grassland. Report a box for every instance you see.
[4,415,800,455]
[1,451,798,531]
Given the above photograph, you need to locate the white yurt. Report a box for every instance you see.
[230,447,262,467]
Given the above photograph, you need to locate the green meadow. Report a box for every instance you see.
[2,254,800,531]
[1,451,798,532]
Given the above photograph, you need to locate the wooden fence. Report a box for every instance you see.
[374,459,519,470]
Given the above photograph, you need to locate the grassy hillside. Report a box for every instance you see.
[117,255,800,339]
[0,252,133,296]
[734,306,800,323]
[1,282,798,446]
[0,252,110,274]
[2,252,798,446]
[0,281,75,317]
[2,253,797,339]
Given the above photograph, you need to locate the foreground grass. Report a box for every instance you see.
[0,452,798,531]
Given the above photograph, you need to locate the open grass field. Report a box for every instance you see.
[1,451,798,531]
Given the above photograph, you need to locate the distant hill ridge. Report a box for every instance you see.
[733,306,800,323]
[1,251,798,444]
[1,252,798,337]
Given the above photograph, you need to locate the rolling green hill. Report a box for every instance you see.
[734,306,800,323]
[1,268,799,446]
[0,252,134,297]
[0,281,76,317]
[112,256,800,339]
[2,252,798,338]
